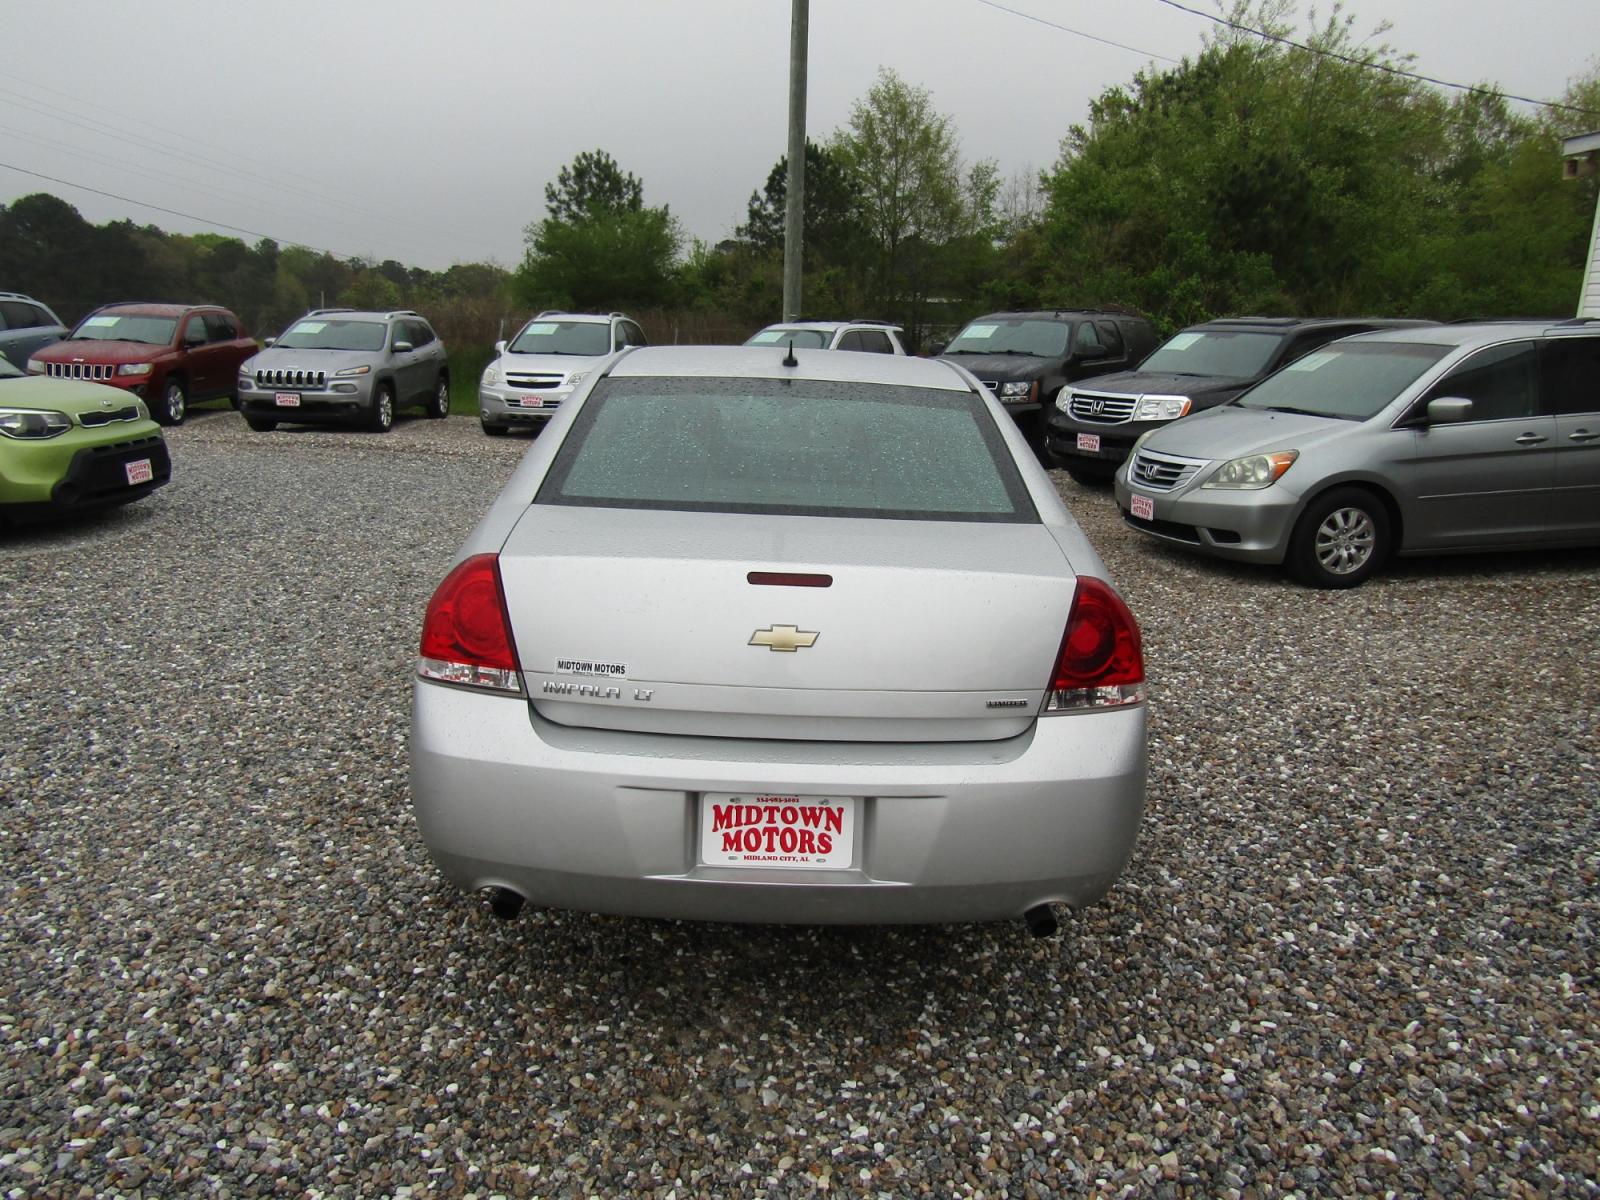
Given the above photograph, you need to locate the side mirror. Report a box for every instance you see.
[264,336,277,347]
[1076,343,1109,361]
[495,340,507,354]
[1425,396,1473,424]
[393,340,414,354]
[929,341,947,356]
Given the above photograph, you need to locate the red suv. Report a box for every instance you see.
[28,302,258,425]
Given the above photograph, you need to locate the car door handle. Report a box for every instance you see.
[1569,428,1600,443]
[1514,432,1548,446]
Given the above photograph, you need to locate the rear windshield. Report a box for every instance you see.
[1233,342,1451,420]
[746,328,829,349]
[944,319,1068,357]
[1139,330,1284,378]
[537,376,1037,522]
[509,320,612,355]
[277,319,387,351]
[70,314,177,346]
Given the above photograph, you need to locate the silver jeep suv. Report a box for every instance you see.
[237,308,449,433]
[479,311,646,436]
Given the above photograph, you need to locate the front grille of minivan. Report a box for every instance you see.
[1128,448,1208,492]
[1069,390,1138,424]
[44,362,114,381]
[255,368,328,389]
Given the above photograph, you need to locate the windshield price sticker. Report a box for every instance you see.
[963,324,998,339]
[1165,332,1201,351]
[748,330,783,344]
[82,316,118,329]
[555,657,627,678]
[700,794,855,870]
[525,323,558,336]
[1288,351,1337,372]
[291,321,327,335]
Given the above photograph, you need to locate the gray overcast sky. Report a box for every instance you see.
[1,0,1595,271]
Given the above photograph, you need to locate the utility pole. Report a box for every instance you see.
[782,0,809,322]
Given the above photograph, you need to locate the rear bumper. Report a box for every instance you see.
[410,681,1147,925]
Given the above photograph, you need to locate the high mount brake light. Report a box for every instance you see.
[418,553,523,693]
[1045,577,1145,711]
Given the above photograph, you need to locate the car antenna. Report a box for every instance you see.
[782,338,799,368]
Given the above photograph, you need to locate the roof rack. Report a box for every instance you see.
[305,307,355,317]
[385,309,420,318]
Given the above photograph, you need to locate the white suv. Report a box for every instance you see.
[744,320,907,355]
[479,311,646,436]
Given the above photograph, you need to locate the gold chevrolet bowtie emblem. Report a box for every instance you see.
[749,624,819,652]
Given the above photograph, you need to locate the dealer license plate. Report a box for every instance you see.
[700,793,855,870]
[274,392,300,407]
[1130,494,1155,521]
[516,395,544,408]
[124,458,153,485]
[1076,433,1101,452]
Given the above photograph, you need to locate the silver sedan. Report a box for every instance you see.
[410,346,1147,933]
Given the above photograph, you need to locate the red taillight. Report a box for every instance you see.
[1046,577,1145,710]
[417,553,523,693]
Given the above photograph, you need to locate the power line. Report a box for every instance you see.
[1150,0,1600,117]
[0,158,372,263]
[974,0,1181,64]
[0,71,507,259]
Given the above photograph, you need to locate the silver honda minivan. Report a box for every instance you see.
[1114,321,1600,587]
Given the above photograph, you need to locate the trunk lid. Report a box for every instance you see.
[498,506,1076,742]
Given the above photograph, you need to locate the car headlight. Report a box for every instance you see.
[117,362,153,377]
[566,370,587,389]
[135,400,150,421]
[1000,382,1033,397]
[1202,451,1299,490]
[26,358,44,374]
[1132,394,1191,421]
[0,407,73,439]
[335,365,371,378]
[482,365,499,386]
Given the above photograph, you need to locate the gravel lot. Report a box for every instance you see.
[2,409,1597,1199]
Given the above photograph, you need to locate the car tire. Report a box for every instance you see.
[156,377,187,426]
[369,382,395,433]
[245,416,277,432]
[480,420,508,437]
[1288,487,1390,589]
[427,375,450,419]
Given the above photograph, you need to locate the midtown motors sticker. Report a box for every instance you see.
[554,656,627,678]
[699,794,856,870]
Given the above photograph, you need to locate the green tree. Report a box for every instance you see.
[832,69,998,330]
[516,151,681,310]
[736,140,863,265]
[543,149,644,223]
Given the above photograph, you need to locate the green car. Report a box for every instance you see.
[0,353,171,522]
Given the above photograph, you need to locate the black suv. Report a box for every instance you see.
[1045,316,1435,483]
[936,310,1160,444]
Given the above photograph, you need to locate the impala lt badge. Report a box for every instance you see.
[749,624,819,652]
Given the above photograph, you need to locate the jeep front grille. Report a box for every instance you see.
[44,362,114,381]
[1069,390,1138,424]
[1128,448,1209,492]
[78,405,142,427]
[255,368,328,389]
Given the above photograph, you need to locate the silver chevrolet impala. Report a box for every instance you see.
[410,346,1147,934]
